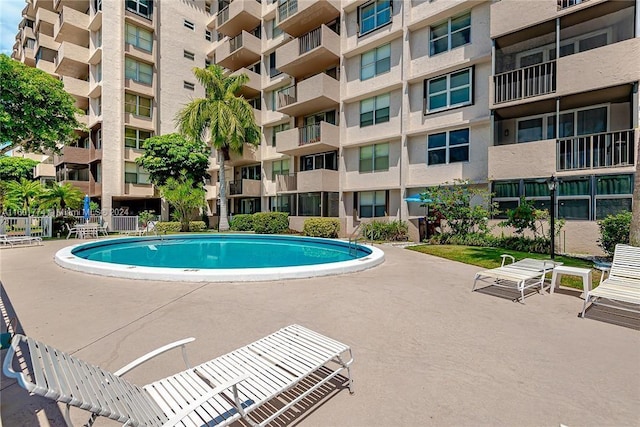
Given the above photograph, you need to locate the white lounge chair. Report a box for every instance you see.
[65,223,79,239]
[582,244,640,317]
[3,324,354,427]
[126,221,157,236]
[0,234,43,247]
[99,221,109,237]
[473,255,561,303]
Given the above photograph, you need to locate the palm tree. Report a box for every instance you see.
[40,182,83,215]
[176,65,260,231]
[630,143,640,246]
[6,178,44,215]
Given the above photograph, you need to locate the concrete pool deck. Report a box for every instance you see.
[1,239,639,426]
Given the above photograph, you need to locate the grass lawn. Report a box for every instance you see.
[407,244,604,290]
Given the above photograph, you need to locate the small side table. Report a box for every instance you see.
[550,266,592,299]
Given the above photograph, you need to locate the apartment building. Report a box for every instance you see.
[12,0,638,250]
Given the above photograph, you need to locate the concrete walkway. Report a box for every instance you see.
[1,239,638,427]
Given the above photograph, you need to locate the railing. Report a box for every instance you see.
[229,33,243,52]
[300,123,322,145]
[0,216,52,238]
[494,60,556,104]
[299,27,321,55]
[216,5,229,26]
[556,129,635,171]
[277,86,296,109]
[276,174,297,192]
[73,215,103,224]
[558,0,587,9]
[228,179,243,195]
[277,0,298,23]
[111,215,139,232]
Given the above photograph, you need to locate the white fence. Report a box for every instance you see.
[0,216,53,238]
[111,216,139,232]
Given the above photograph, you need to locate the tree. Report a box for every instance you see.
[39,182,83,215]
[0,156,39,181]
[5,178,44,215]
[160,174,206,232]
[135,133,210,187]
[630,144,640,246]
[0,54,81,155]
[176,65,261,231]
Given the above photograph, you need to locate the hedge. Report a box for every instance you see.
[302,218,340,238]
[188,221,207,232]
[229,214,254,231]
[154,221,182,233]
[252,212,289,234]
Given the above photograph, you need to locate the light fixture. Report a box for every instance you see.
[547,175,559,260]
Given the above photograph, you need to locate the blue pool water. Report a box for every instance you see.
[71,234,372,269]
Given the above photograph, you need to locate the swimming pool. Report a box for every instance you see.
[55,234,385,282]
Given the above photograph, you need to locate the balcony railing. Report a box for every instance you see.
[300,123,322,145]
[299,27,321,55]
[276,174,297,192]
[556,129,635,171]
[228,179,243,195]
[277,86,296,109]
[494,60,556,104]
[558,0,588,10]
[229,33,243,52]
[216,5,229,26]
[277,0,298,23]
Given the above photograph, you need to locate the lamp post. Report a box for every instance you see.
[547,175,559,260]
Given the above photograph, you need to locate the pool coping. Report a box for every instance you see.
[54,235,385,282]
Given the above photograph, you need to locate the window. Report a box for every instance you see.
[430,12,471,56]
[184,19,195,30]
[425,67,472,112]
[272,159,289,180]
[358,190,386,217]
[359,143,389,173]
[184,81,195,90]
[596,174,633,219]
[94,128,102,149]
[24,38,35,49]
[125,58,152,84]
[269,19,283,38]
[301,151,338,172]
[360,94,390,127]
[126,0,153,19]
[125,162,150,184]
[92,62,102,82]
[241,165,261,180]
[125,127,152,149]
[269,51,281,78]
[124,93,152,117]
[360,43,391,80]
[94,28,102,48]
[359,0,392,36]
[205,3,211,14]
[558,177,591,220]
[125,24,152,52]
[205,30,212,41]
[428,128,469,165]
[516,105,608,143]
[270,195,294,214]
[184,50,194,60]
[271,123,290,146]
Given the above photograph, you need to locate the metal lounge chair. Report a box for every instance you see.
[581,244,640,317]
[0,234,43,247]
[65,223,79,239]
[473,255,561,303]
[3,324,354,427]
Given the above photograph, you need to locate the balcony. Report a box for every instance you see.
[276,25,340,79]
[54,146,90,166]
[124,183,156,197]
[54,0,90,12]
[227,179,261,197]
[215,0,261,38]
[34,163,55,179]
[54,6,89,45]
[215,31,261,70]
[276,122,339,156]
[230,67,261,99]
[277,0,340,38]
[62,180,90,194]
[55,41,89,78]
[276,73,339,117]
[276,169,338,193]
[557,129,636,171]
[35,7,57,33]
[493,61,556,105]
[228,145,260,166]
[62,75,89,99]
[21,45,36,66]
[89,181,101,197]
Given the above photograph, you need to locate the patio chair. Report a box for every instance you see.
[65,223,79,239]
[0,234,43,247]
[3,324,354,427]
[473,255,561,303]
[581,244,640,317]
[99,221,109,237]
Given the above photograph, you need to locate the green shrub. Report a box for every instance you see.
[155,221,182,233]
[361,220,409,241]
[229,214,254,231]
[252,212,289,234]
[302,218,340,238]
[53,215,78,236]
[188,221,207,232]
[429,232,497,247]
[497,236,550,254]
[598,211,632,256]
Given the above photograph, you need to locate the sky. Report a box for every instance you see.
[0,0,26,56]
